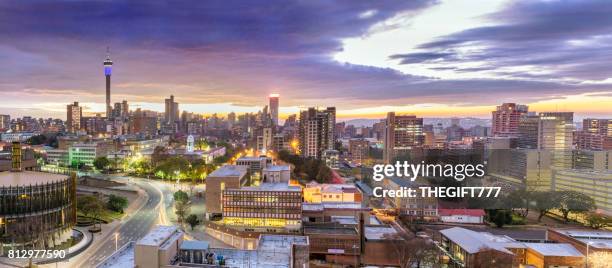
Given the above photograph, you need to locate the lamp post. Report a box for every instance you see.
[115,232,119,251]
[586,241,593,268]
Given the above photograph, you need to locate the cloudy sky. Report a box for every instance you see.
[1,0,611,120]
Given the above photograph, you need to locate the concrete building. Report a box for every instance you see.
[236,156,271,174]
[438,209,485,224]
[222,182,302,233]
[269,94,279,126]
[0,170,76,253]
[205,165,248,219]
[68,141,114,167]
[348,138,370,165]
[383,112,424,163]
[164,95,179,129]
[548,229,612,255]
[492,103,529,137]
[303,182,363,204]
[299,107,336,159]
[0,132,36,143]
[539,112,574,169]
[262,165,290,183]
[376,177,438,219]
[67,102,83,133]
[552,169,612,214]
[134,225,184,268]
[572,150,611,170]
[490,149,553,191]
[46,148,69,166]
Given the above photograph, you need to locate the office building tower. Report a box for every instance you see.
[0,114,9,130]
[492,103,528,136]
[538,112,574,169]
[518,113,540,149]
[66,102,82,133]
[269,93,279,126]
[121,100,129,117]
[103,49,113,118]
[383,112,424,163]
[298,107,336,159]
[164,95,179,125]
[583,118,611,136]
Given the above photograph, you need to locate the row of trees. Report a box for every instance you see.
[277,150,334,183]
[486,189,610,228]
[77,194,129,230]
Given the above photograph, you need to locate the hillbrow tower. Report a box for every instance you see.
[103,48,113,118]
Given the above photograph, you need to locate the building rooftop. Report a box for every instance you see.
[180,240,209,251]
[304,226,358,235]
[0,171,68,187]
[438,208,486,217]
[302,202,365,211]
[440,227,525,255]
[237,156,268,162]
[331,216,358,225]
[239,182,301,192]
[263,165,290,172]
[364,225,402,241]
[136,225,181,247]
[552,229,612,249]
[523,243,583,257]
[208,165,248,178]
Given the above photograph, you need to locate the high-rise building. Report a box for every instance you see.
[0,114,9,130]
[538,112,574,169]
[164,95,179,126]
[121,100,129,117]
[583,118,611,136]
[104,49,113,118]
[298,107,336,159]
[383,112,424,163]
[492,103,528,136]
[269,93,279,126]
[66,102,82,133]
[518,113,540,149]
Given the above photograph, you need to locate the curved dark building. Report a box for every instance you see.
[0,171,77,254]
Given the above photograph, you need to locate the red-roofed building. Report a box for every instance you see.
[439,209,485,224]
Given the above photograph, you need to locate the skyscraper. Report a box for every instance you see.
[298,107,336,159]
[103,48,113,118]
[66,102,82,133]
[383,112,424,163]
[0,114,9,130]
[538,112,574,168]
[492,103,528,136]
[269,93,279,126]
[164,95,179,125]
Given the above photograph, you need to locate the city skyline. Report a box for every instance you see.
[2,0,612,120]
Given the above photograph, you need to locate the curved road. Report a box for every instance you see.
[79,178,162,267]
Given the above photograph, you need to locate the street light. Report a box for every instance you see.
[586,241,593,268]
[115,232,119,251]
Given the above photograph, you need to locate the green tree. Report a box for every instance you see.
[316,164,333,183]
[107,194,129,213]
[185,214,199,230]
[78,195,104,230]
[174,190,189,203]
[586,213,611,229]
[531,191,562,222]
[151,146,169,167]
[488,209,512,228]
[93,156,111,172]
[558,191,596,222]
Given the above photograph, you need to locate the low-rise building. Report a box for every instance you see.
[262,165,291,183]
[438,208,485,224]
[222,182,302,233]
[303,182,363,204]
[205,165,248,219]
[551,169,612,215]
